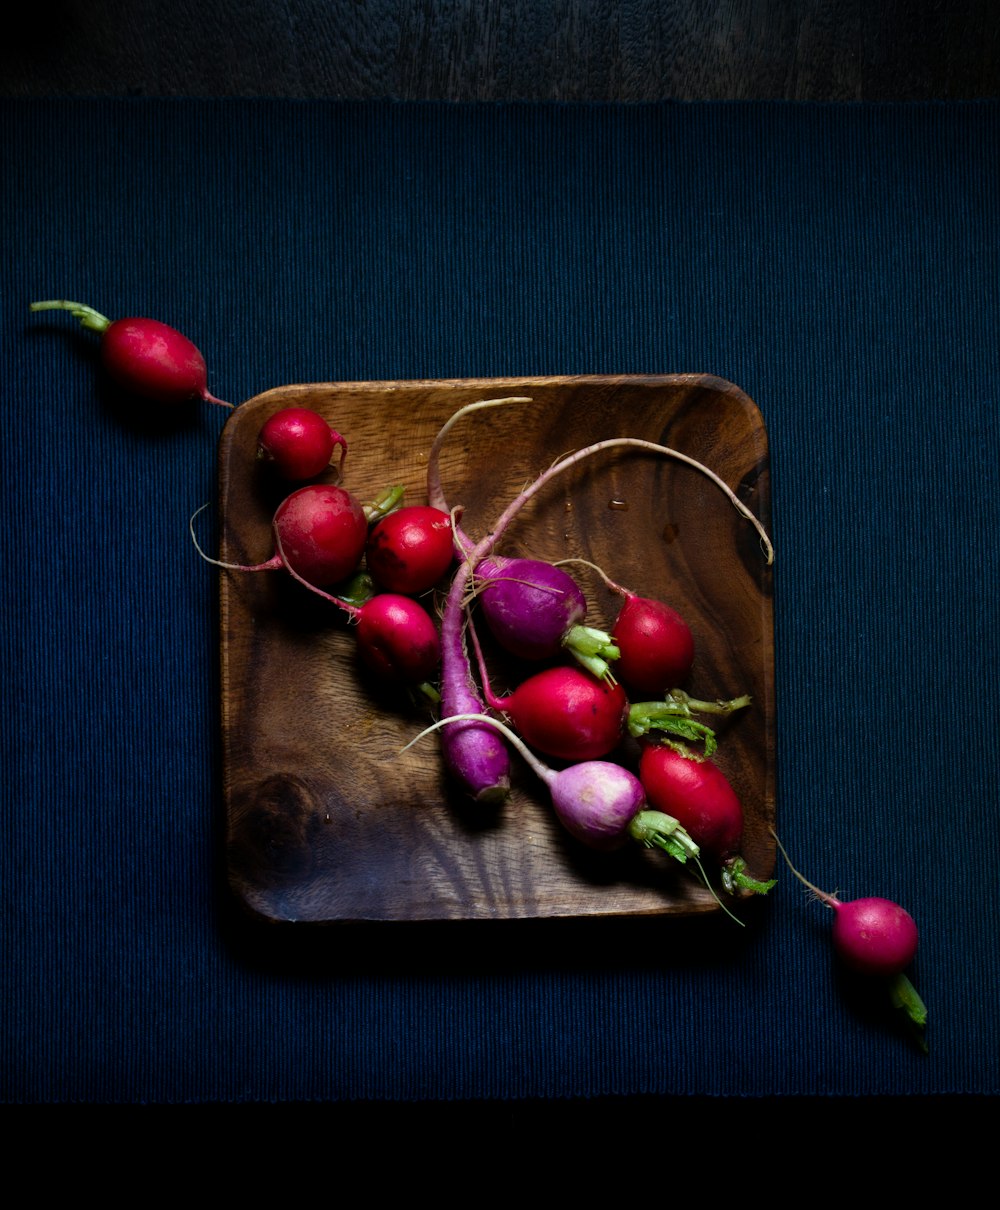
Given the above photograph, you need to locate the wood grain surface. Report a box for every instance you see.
[3,1,998,101]
[218,375,774,923]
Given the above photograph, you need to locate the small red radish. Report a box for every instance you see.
[612,592,694,695]
[30,299,232,408]
[638,742,774,896]
[366,505,455,596]
[257,407,347,480]
[772,830,928,1046]
[561,560,694,695]
[192,484,368,590]
[351,594,440,687]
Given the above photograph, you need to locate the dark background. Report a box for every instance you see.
[3,0,999,103]
[4,2,998,1132]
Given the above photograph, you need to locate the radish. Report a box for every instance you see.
[474,557,620,681]
[331,592,440,691]
[638,742,775,896]
[771,830,928,1047]
[430,397,773,803]
[469,618,628,761]
[559,559,694,695]
[257,407,347,480]
[610,587,694,695]
[192,484,368,590]
[366,505,455,596]
[30,300,232,408]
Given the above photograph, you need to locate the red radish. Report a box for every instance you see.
[192,484,368,590]
[257,407,347,480]
[30,300,232,408]
[350,594,440,687]
[771,831,928,1045]
[612,593,694,694]
[366,505,455,596]
[560,559,694,695]
[469,619,628,761]
[430,396,774,803]
[638,742,774,896]
[639,743,743,857]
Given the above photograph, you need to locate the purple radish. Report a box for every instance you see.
[30,300,232,408]
[474,556,620,680]
[772,830,928,1046]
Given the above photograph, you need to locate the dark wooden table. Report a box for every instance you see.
[3,0,998,101]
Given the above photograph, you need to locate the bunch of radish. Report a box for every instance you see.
[34,294,925,1048]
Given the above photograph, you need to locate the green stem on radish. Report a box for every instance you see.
[722,856,777,897]
[627,690,752,756]
[561,624,621,682]
[30,299,112,332]
[363,484,406,523]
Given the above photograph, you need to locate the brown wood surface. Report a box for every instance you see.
[218,375,774,923]
[5,1,999,102]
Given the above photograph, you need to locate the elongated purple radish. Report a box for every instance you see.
[30,300,232,408]
[771,829,928,1046]
[435,402,774,802]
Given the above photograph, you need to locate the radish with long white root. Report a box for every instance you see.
[30,300,232,408]
[771,830,928,1049]
[191,484,369,590]
[429,397,774,803]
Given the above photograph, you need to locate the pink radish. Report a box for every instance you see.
[30,300,232,408]
[366,505,455,596]
[192,484,368,590]
[771,830,928,1046]
[257,407,347,480]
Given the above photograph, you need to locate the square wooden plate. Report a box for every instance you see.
[217,375,774,924]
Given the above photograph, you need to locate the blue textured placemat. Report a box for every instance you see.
[2,99,997,1103]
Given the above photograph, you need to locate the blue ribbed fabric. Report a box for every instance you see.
[2,100,997,1103]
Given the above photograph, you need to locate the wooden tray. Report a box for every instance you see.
[218,375,775,924]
